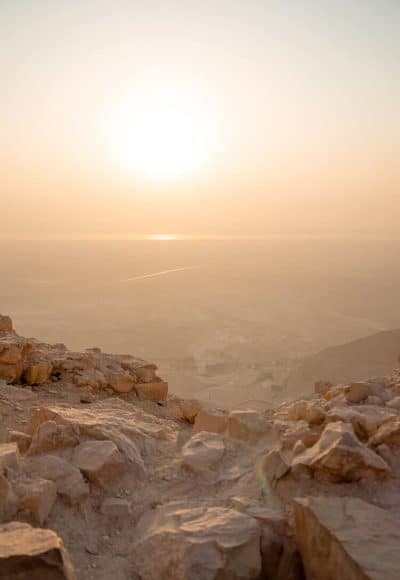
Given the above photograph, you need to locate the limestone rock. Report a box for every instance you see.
[72,440,125,487]
[23,455,89,505]
[179,398,202,423]
[23,358,53,385]
[0,474,18,521]
[280,420,321,449]
[314,380,333,396]
[294,496,400,580]
[292,421,391,482]
[182,431,225,473]
[261,448,291,486]
[106,369,135,393]
[27,420,80,455]
[0,442,20,473]
[134,380,168,401]
[0,315,14,334]
[194,407,228,434]
[386,396,400,410]
[7,430,32,453]
[0,335,34,383]
[369,417,400,447]
[133,502,261,580]
[0,521,76,579]
[14,476,57,525]
[286,400,325,425]
[227,410,270,443]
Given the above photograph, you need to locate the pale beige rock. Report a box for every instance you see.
[0,315,14,334]
[27,420,80,455]
[133,502,261,580]
[365,395,383,406]
[134,380,168,401]
[369,417,400,446]
[280,420,321,449]
[23,455,89,505]
[106,369,135,393]
[23,358,52,385]
[179,398,202,423]
[261,448,290,486]
[27,402,146,477]
[344,381,385,404]
[182,431,225,473]
[286,400,325,425]
[14,476,57,525]
[0,474,18,521]
[0,335,34,383]
[292,421,390,482]
[294,496,400,580]
[72,440,125,487]
[386,396,400,410]
[73,369,106,389]
[7,429,32,453]
[135,366,158,383]
[0,521,76,579]
[227,410,270,443]
[100,497,131,517]
[0,442,20,473]
[194,407,228,434]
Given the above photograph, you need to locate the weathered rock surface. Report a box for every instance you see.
[14,476,57,525]
[294,496,400,580]
[133,502,262,580]
[194,406,228,434]
[182,431,225,473]
[72,440,125,487]
[227,409,270,443]
[292,421,390,481]
[0,521,76,579]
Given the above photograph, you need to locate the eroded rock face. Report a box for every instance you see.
[227,410,270,443]
[182,431,225,473]
[194,407,228,434]
[292,421,391,482]
[27,421,80,456]
[133,502,262,580]
[294,496,400,580]
[72,440,125,487]
[0,521,76,579]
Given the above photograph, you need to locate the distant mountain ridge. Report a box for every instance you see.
[286,329,400,394]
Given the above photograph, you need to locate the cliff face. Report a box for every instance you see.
[0,315,400,579]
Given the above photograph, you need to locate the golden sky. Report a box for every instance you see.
[1,0,399,238]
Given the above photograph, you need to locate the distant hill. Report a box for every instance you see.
[286,329,400,395]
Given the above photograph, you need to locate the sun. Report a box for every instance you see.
[109,88,216,182]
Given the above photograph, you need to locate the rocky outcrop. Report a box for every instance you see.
[0,315,167,399]
[0,521,76,579]
[133,502,262,580]
[294,496,400,580]
[182,431,225,473]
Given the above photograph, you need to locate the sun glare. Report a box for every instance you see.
[109,88,216,183]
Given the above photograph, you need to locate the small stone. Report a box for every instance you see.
[100,497,132,517]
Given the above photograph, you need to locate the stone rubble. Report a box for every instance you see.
[0,314,400,579]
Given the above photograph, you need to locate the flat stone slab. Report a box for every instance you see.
[294,496,400,580]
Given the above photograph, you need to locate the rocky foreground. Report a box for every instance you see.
[0,314,400,579]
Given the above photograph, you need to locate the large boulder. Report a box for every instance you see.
[14,476,57,525]
[294,496,400,580]
[182,431,225,473]
[194,407,228,434]
[227,410,270,443]
[22,455,89,505]
[27,421,80,456]
[0,336,34,383]
[23,357,53,385]
[369,417,400,447]
[134,380,168,401]
[72,440,125,487]
[0,443,20,473]
[133,502,262,580]
[0,521,76,579]
[292,421,391,482]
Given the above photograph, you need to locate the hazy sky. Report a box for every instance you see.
[1,0,399,238]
